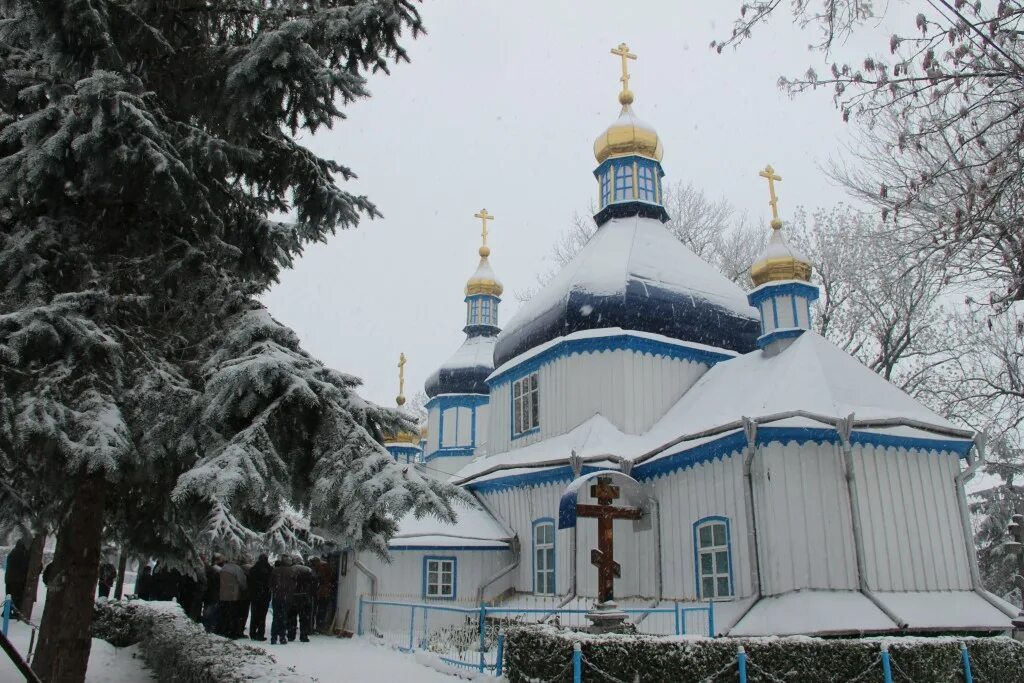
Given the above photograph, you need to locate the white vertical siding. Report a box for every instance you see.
[487,347,711,454]
[361,548,514,603]
[456,407,472,444]
[854,446,971,591]
[476,405,490,453]
[426,407,440,453]
[752,440,858,596]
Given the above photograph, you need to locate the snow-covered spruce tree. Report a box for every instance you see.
[0,2,459,681]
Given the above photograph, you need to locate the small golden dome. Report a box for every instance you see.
[388,426,422,446]
[465,254,503,297]
[479,245,490,258]
[593,105,664,164]
[751,226,812,286]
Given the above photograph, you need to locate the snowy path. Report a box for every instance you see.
[255,636,464,682]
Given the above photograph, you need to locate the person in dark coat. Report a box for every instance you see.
[177,566,205,622]
[135,564,154,600]
[310,556,333,634]
[247,554,272,641]
[97,558,117,598]
[288,556,314,643]
[202,555,222,633]
[270,556,296,645]
[4,540,29,614]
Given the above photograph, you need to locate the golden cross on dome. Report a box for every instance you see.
[758,164,783,228]
[396,352,407,406]
[474,208,494,249]
[610,43,634,97]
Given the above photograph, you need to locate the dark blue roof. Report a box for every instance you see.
[424,334,497,398]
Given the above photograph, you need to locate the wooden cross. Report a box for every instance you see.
[758,164,783,225]
[576,475,643,604]
[396,352,407,406]
[474,209,494,248]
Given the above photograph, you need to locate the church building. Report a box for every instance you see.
[343,44,1017,637]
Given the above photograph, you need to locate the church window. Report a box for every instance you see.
[533,519,556,595]
[423,557,456,599]
[637,164,656,202]
[600,169,612,207]
[694,518,733,600]
[613,163,633,202]
[512,372,540,437]
[481,298,494,325]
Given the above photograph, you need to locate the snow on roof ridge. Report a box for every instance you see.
[488,326,738,382]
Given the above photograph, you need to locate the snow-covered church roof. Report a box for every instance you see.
[388,497,513,549]
[424,334,496,397]
[492,215,761,367]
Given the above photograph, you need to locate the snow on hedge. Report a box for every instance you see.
[504,624,1024,683]
[92,600,313,683]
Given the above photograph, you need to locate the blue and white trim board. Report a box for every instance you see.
[489,332,736,388]
[421,556,458,601]
[391,545,507,552]
[463,427,972,491]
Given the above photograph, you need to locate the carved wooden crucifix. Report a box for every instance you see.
[575,475,643,604]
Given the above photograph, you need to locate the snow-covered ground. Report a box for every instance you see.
[254,636,467,682]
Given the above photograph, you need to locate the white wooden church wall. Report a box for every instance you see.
[852,446,971,591]
[359,548,514,602]
[752,441,858,596]
[426,406,440,453]
[487,347,711,454]
[476,404,490,452]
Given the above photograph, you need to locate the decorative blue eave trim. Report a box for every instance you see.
[465,426,972,491]
[747,281,821,308]
[756,327,806,349]
[488,333,735,388]
[391,545,508,551]
[593,200,669,226]
[425,394,490,411]
[425,447,476,461]
[465,293,503,304]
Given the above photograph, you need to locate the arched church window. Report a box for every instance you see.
[512,372,540,437]
[600,169,612,207]
[613,163,633,202]
[637,163,656,202]
[533,519,556,595]
[693,517,733,600]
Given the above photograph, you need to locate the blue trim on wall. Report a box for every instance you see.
[465,427,971,491]
[489,333,735,388]
[531,518,557,596]
[429,394,489,459]
[692,516,735,601]
[747,281,821,308]
[426,394,489,411]
[422,556,458,601]
[756,327,806,349]
[425,447,476,461]
[391,545,507,551]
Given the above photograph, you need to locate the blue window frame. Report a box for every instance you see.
[512,372,539,437]
[693,517,734,600]
[600,169,612,207]
[422,556,457,600]
[613,163,633,202]
[637,163,656,202]
[533,518,556,595]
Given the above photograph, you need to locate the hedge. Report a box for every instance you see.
[92,600,313,683]
[504,624,1024,682]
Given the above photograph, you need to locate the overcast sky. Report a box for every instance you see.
[261,1,915,408]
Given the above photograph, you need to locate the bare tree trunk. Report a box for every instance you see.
[31,472,106,683]
[113,550,127,600]
[20,532,46,621]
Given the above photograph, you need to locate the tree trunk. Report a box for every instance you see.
[20,532,46,621]
[31,472,107,683]
[113,550,128,600]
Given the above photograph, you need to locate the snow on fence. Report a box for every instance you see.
[505,625,1024,683]
[356,593,715,675]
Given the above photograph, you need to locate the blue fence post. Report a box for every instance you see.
[674,602,681,635]
[708,599,716,637]
[495,631,505,677]
[737,645,747,683]
[2,595,10,637]
[572,642,582,683]
[408,605,415,651]
[880,643,892,683]
[356,595,364,636]
[478,604,487,674]
[961,642,973,683]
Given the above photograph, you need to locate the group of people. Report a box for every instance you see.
[132,553,335,645]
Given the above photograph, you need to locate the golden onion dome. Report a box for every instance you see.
[750,164,812,286]
[465,247,503,297]
[593,104,664,164]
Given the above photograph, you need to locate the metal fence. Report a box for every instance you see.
[356,595,716,674]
